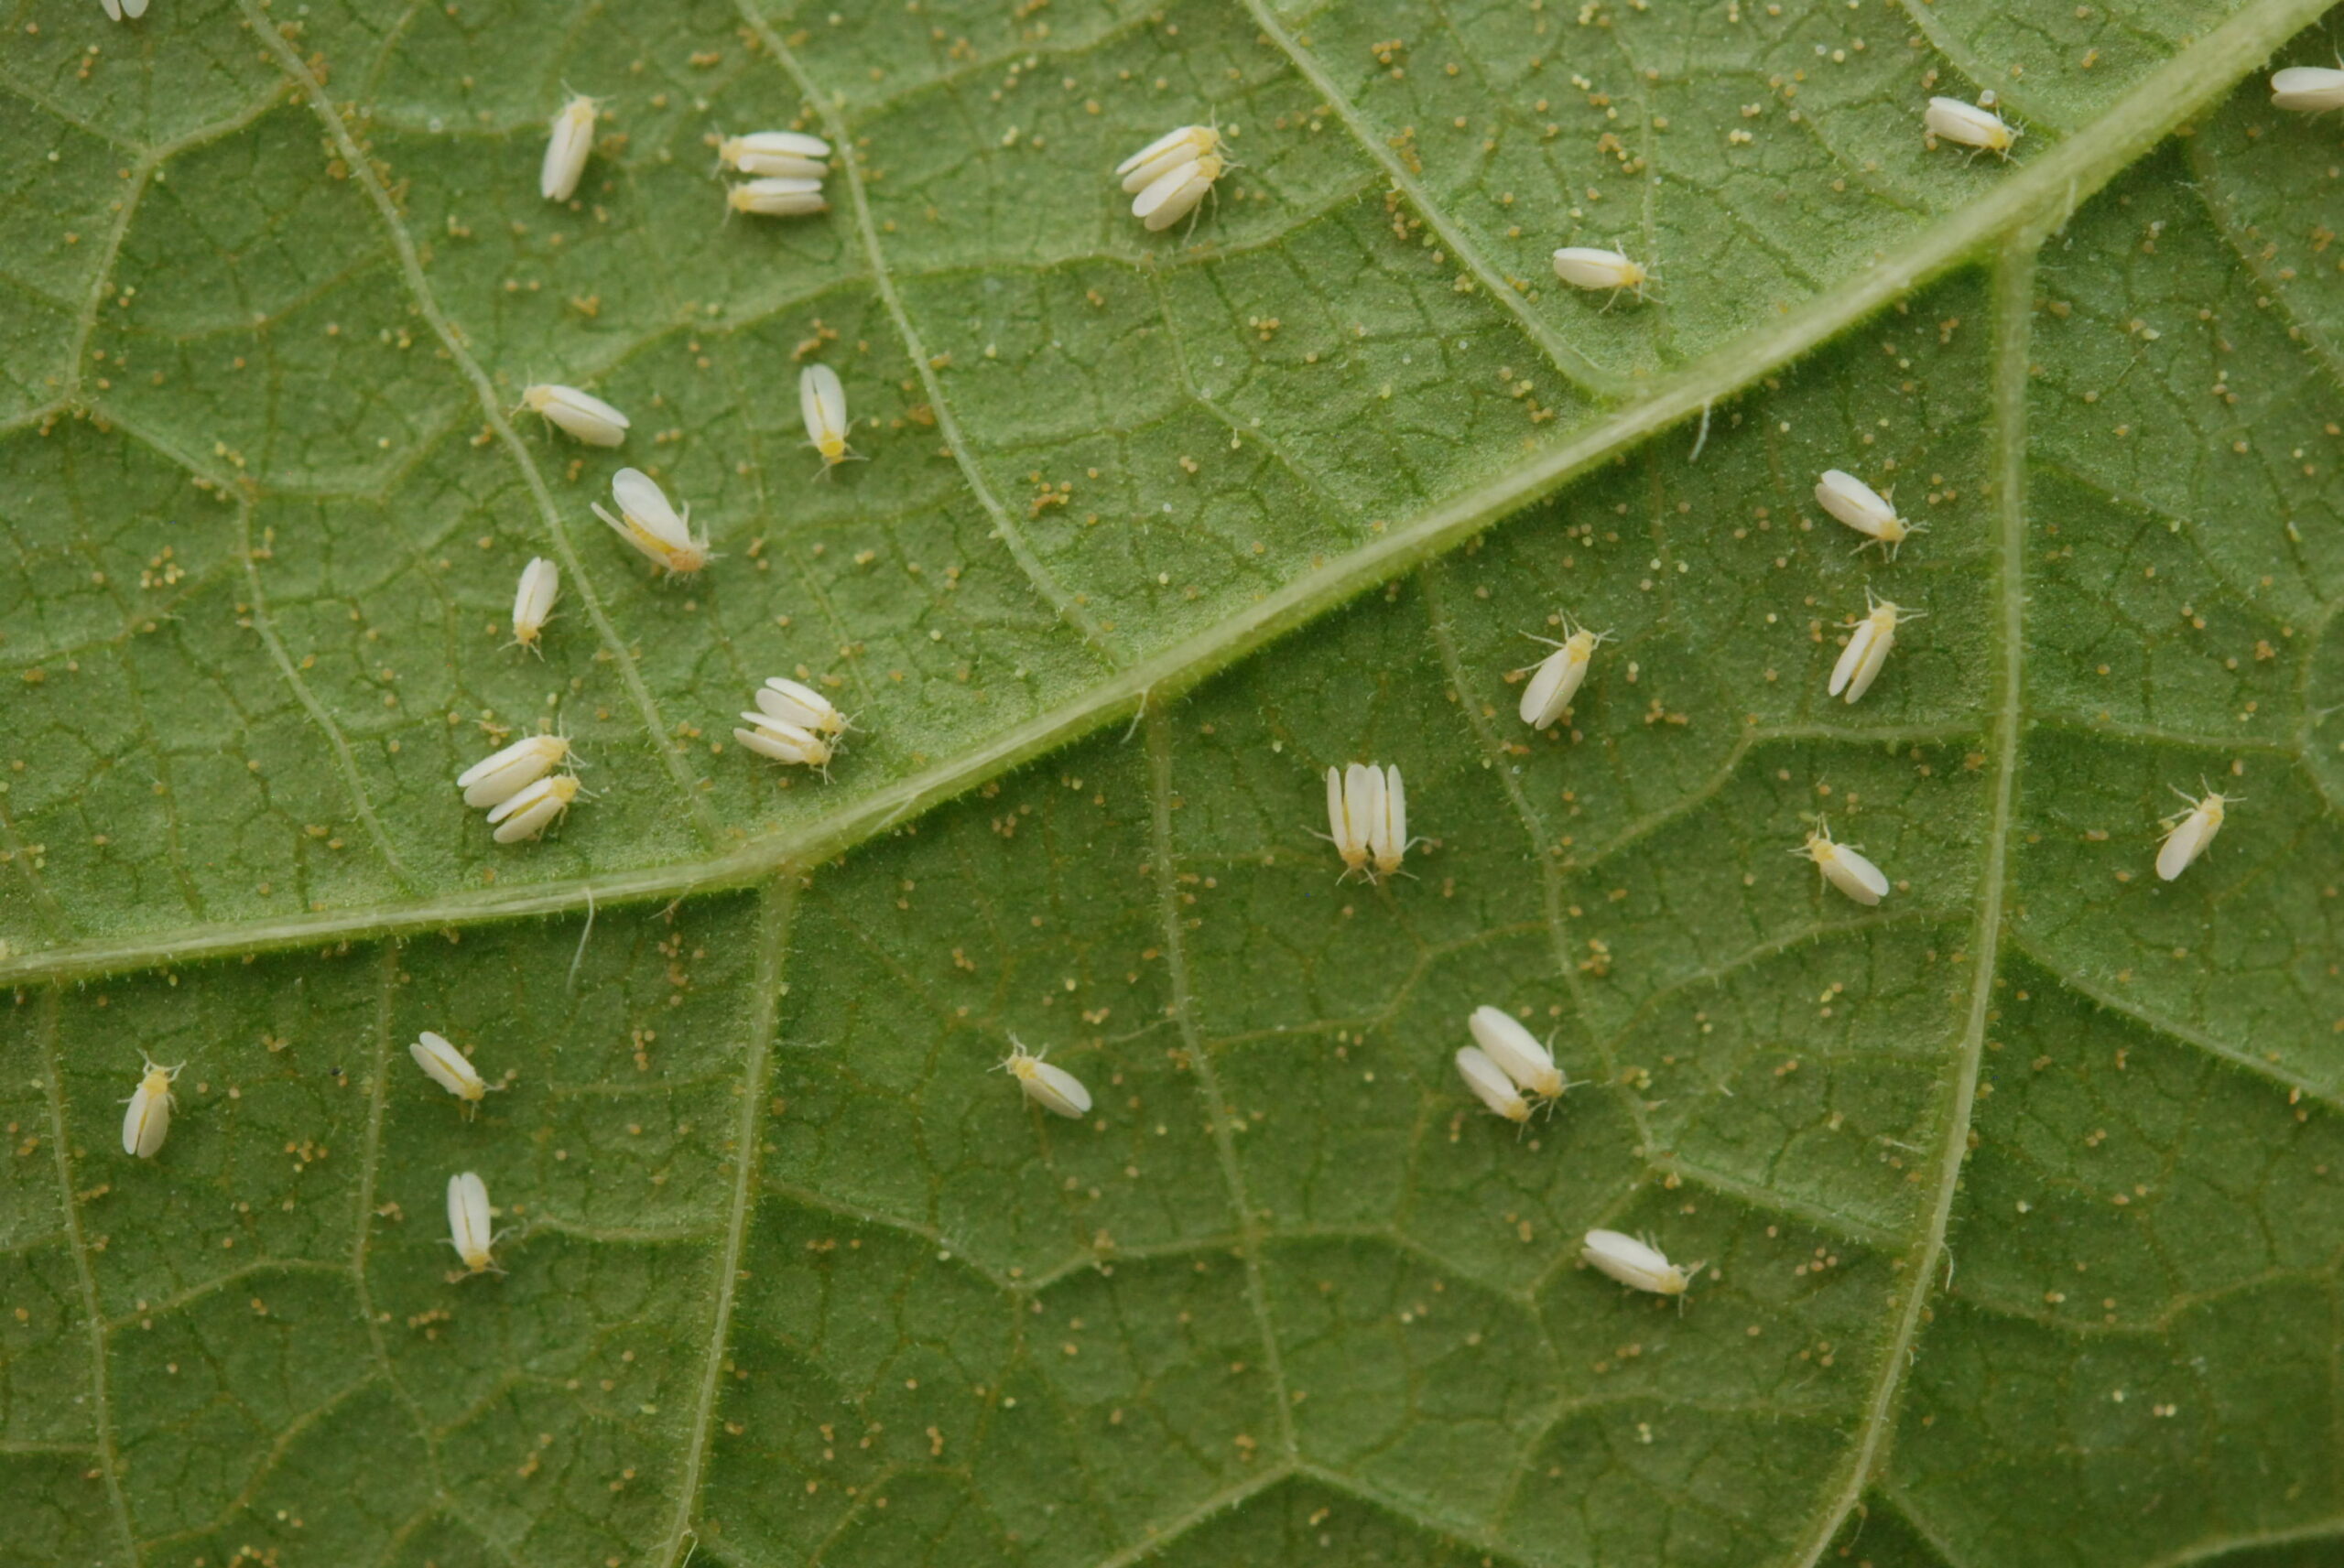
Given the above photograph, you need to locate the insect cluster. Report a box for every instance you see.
[719,130,834,218]
[483,365,852,840]
[456,731,581,843]
[1116,124,1231,232]
[87,32,2278,1380]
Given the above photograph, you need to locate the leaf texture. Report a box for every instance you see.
[2,1,2341,1565]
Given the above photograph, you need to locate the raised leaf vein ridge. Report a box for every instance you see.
[1786,234,2037,1567]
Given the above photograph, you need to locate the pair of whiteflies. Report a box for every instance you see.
[719,130,835,218]
[1514,585,1911,722]
[118,1025,503,1162]
[734,676,852,772]
[560,380,854,585]
[1324,762,1416,880]
[1549,94,2021,307]
[456,731,583,843]
[1454,1006,1568,1124]
[1115,124,1232,232]
[527,368,854,473]
[407,1034,511,1274]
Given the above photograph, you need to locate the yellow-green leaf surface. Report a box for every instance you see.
[4,0,2341,1563]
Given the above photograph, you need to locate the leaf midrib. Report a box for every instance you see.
[1,0,2323,1006]
[1779,232,2038,1568]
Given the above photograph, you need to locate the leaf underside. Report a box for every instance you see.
[4,1,2343,1566]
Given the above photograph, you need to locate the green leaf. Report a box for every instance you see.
[2,0,2339,1564]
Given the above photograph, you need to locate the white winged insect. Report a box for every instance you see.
[541,93,601,202]
[798,363,861,474]
[510,557,559,652]
[1116,124,1222,192]
[593,468,713,576]
[1550,245,1653,304]
[1923,95,2020,157]
[121,1054,184,1159]
[2155,784,2235,882]
[486,774,581,844]
[2272,65,2344,112]
[520,384,629,448]
[446,1172,505,1275]
[1000,1039,1092,1119]
[409,1031,499,1115]
[720,129,830,178]
[734,714,835,773]
[1455,1046,1533,1125]
[1814,470,1924,558]
[755,676,850,738]
[456,732,572,809]
[1796,818,1892,906]
[1829,590,1920,704]
[1324,763,1378,880]
[1467,1006,1566,1100]
[727,177,829,217]
[1369,764,1414,879]
[1131,152,1228,233]
[100,0,150,20]
[1517,618,1609,730]
[1582,1228,1703,1298]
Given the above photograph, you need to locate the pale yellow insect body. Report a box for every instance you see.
[1455,1046,1533,1124]
[1582,1229,1702,1296]
[409,1031,493,1113]
[727,177,828,217]
[756,677,848,736]
[1519,619,1608,729]
[1829,592,1918,704]
[1324,763,1376,879]
[2273,66,2344,112]
[1797,821,1892,906]
[522,384,629,447]
[122,1054,184,1159]
[541,94,601,201]
[456,733,570,810]
[1001,1041,1091,1119]
[1814,469,1923,557]
[1116,124,1221,192]
[1132,153,1225,232]
[510,557,559,651]
[593,468,712,576]
[446,1172,503,1274]
[487,774,581,843]
[1551,245,1651,300]
[1468,1006,1565,1099]
[1369,764,1411,878]
[1924,95,2019,157]
[733,716,834,770]
[2156,787,2231,881]
[799,364,857,472]
[721,130,831,178]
